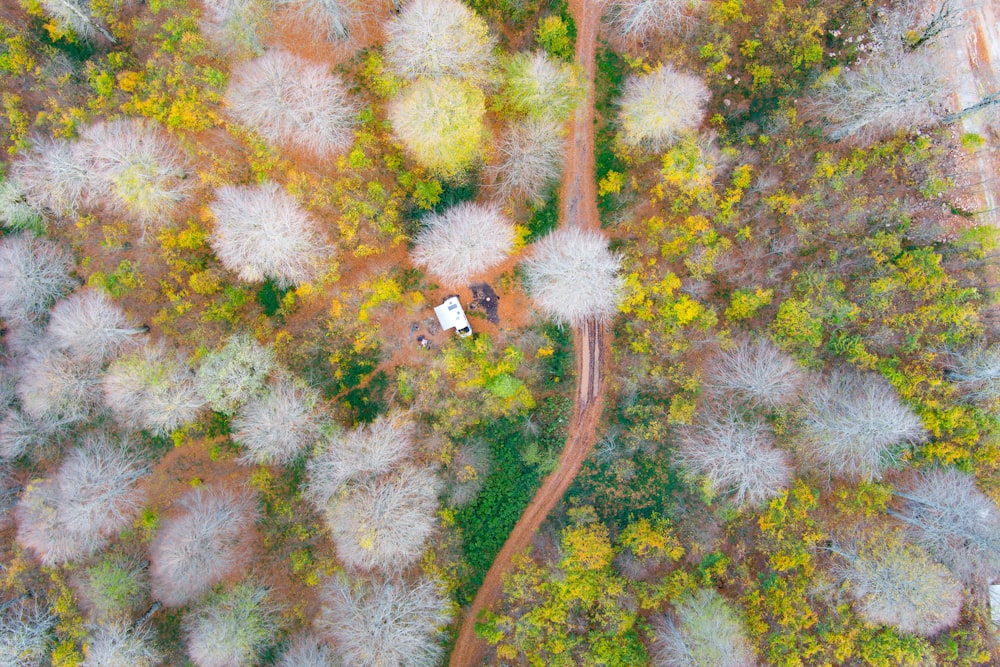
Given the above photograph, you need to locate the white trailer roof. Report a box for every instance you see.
[434,296,472,336]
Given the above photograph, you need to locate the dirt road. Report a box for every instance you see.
[447,1,606,665]
[947,0,1000,223]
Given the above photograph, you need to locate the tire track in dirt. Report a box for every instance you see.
[448,1,606,665]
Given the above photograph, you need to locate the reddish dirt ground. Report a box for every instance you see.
[447,1,608,664]
[946,0,1000,224]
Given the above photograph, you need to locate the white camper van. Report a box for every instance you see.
[434,296,472,338]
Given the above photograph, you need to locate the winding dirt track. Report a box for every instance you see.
[447,1,606,665]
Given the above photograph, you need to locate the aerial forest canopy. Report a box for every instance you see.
[1,0,1000,665]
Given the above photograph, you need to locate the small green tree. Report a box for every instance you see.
[389,77,487,178]
[0,179,44,232]
[79,552,150,621]
[183,582,277,667]
[652,588,756,667]
[499,51,582,122]
[195,333,276,415]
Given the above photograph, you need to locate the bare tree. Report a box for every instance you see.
[232,373,322,466]
[78,552,150,621]
[383,0,495,82]
[82,621,162,667]
[195,333,276,415]
[811,49,945,143]
[800,370,925,480]
[606,0,703,44]
[276,0,356,40]
[276,634,340,667]
[183,582,277,667]
[15,343,102,427]
[325,465,438,572]
[11,136,90,217]
[305,412,416,506]
[0,599,55,667]
[500,51,582,123]
[389,77,487,178]
[225,50,357,159]
[317,573,451,667]
[618,65,710,149]
[80,119,193,232]
[103,342,204,435]
[0,178,44,232]
[200,0,272,57]
[945,341,1000,402]
[677,406,792,507]
[444,438,490,508]
[869,0,961,53]
[0,409,65,460]
[705,338,804,408]
[16,433,149,565]
[2,321,45,359]
[522,227,624,325]
[0,365,14,415]
[835,537,962,637]
[651,588,756,667]
[410,203,516,287]
[47,289,146,364]
[489,119,565,205]
[0,234,75,324]
[40,0,116,42]
[149,485,256,607]
[209,182,331,288]
[892,468,1000,584]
